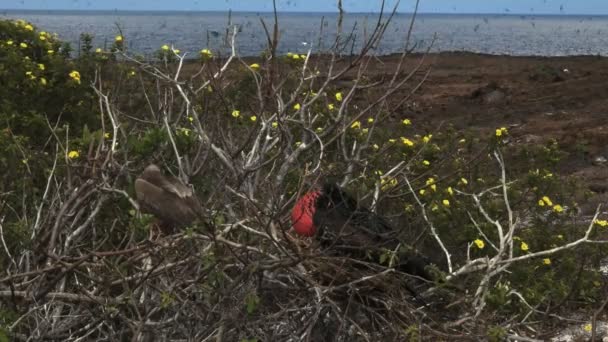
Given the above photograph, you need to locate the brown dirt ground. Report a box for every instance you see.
[363,52,608,211]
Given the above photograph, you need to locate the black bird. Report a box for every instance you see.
[291,183,434,281]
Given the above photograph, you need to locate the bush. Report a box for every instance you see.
[0,15,606,341]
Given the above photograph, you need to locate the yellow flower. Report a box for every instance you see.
[68,150,80,159]
[327,103,335,111]
[422,134,432,143]
[367,117,374,123]
[543,258,551,265]
[47,49,54,54]
[200,48,212,57]
[541,196,553,206]
[179,128,191,136]
[381,177,398,190]
[250,115,257,122]
[20,42,27,49]
[69,70,81,84]
[40,77,47,86]
[538,200,545,207]
[250,63,260,70]
[372,144,379,150]
[24,24,34,31]
[25,71,35,79]
[422,160,431,166]
[95,48,102,53]
[231,110,240,118]
[38,63,45,70]
[361,128,368,134]
[419,189,426,195]
[350,121,361,129]
[300,54,306,59]
[584,324,592,333]
[286,52,293,57]
[552,204,564,213]
[388,138,396,144]
[335,92,343,102]
[594,219,608,227]
[474,239,485,249]
[104,133,110,139]
[271,121,278,128]
[447,187,454,195]
[292,54,300,60]
[402,118,411,125]
[39,35,46,41]
[430,184,437,191]
[115,35,123,42]
[400,137,414,147]
[442,199,450,207]
[6,40,13,45]
[161,44,170,51]
[293,103,301,110]
[315,127,323,133]
[520,242,529,251]
[495,127,508,137]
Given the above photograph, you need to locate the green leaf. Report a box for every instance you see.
[245,293,260,315]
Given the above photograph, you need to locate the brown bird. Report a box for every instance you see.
[134,164,204,233]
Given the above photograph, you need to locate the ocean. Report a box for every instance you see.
[2,10,608,57]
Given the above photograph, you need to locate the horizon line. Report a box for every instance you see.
[1,8,606,16]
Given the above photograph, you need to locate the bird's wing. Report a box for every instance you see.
[134,178,167,216]
[158,176,193,199]
[135,178,200,227]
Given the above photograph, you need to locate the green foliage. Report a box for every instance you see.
[487,325,507,342]
[245,292,260,315]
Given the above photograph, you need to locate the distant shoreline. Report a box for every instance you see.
[1,9,607,17]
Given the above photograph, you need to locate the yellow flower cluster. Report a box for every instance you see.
[69,70,81,84]
[200,48,213,58]
[350,121,361,129]
[495,127,508,137]
[474,239,485,249]
[250,63,260,70]
[594,219,608,227]
[400,137,414,147]
[538,196,564,213]
[115,35,123,43]
[335,92,343,102]
[402,118,411,126]
[231,110,240,118]
[68,150,80,159]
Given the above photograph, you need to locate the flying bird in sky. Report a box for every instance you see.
[134,164,204,233]
[291,183,433,281]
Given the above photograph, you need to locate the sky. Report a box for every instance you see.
[2,0,607,15]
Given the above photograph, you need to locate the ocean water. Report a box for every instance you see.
[2,10,608,57]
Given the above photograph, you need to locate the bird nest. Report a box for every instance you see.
[247,249,438,341]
